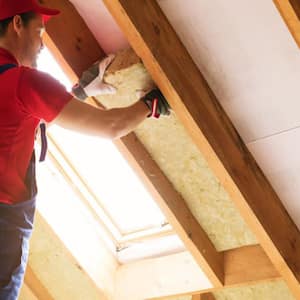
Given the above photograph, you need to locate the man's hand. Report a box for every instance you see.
[72,54,116,100]
[140,88,171,118]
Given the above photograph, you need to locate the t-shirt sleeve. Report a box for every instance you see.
[17,67,73,122]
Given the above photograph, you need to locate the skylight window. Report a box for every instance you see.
[49,126,166,235]
[36,47,184,261]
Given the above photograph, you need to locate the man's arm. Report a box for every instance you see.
[54,97,150,139]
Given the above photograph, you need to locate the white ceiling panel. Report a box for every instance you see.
[156,0,300,143]
[247,128,300,230]
[68,0,300,231]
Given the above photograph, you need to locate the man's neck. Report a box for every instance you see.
[0,39,21,64]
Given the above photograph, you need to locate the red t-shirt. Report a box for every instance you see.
[0,48,73,204]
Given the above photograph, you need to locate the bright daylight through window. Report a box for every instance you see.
[36,47,184,262]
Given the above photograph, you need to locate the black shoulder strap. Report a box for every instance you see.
[0,63,47,162]
[0,64,17,74]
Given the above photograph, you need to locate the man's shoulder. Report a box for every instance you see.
[18,66,60,87]
[18,66,47,76]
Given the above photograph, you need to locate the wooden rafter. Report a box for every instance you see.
[38,0,105,77]
[113,129,223,286]
[289,0,300,18]
[273,0,300,48]
[117,245,279,300]
[223,245,280,286]
[101,0,300,297]
[24,266,54,300]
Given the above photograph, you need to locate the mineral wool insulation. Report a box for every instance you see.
[97,48,257,251]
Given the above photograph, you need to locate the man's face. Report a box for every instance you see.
[19,14,44,68]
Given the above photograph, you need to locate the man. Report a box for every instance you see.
[0,0,170,299]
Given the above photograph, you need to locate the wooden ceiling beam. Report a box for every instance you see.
[273,0,300,48]
[41,0,224,287]
[24,266,55,300]
[117,245,280,299]
[223,245,280,286]
[102,0,300,297]
[113,129,223,286]
[288,0,300,18]
[39,0,106,76]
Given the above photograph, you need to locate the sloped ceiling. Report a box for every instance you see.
[70,0,300,233]
[25,0,300,299]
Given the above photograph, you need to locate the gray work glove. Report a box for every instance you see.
[72,54,116,100]
[140,88,171,118]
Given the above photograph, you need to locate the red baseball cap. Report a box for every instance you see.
[0,0,60,21]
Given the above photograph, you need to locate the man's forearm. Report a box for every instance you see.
[54,98,150,139]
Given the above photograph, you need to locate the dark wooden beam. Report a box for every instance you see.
[39,0,106,76]
[274,0,300,48]
[113,132,224,286]
[289,0,300,19]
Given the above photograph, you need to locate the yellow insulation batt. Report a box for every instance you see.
[96,48,257,251]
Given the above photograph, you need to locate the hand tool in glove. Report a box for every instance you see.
[140,88,171,118]
[72,54,116,100]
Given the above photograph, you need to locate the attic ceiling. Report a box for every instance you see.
[70,0,300,236]
[22,0,300,299]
